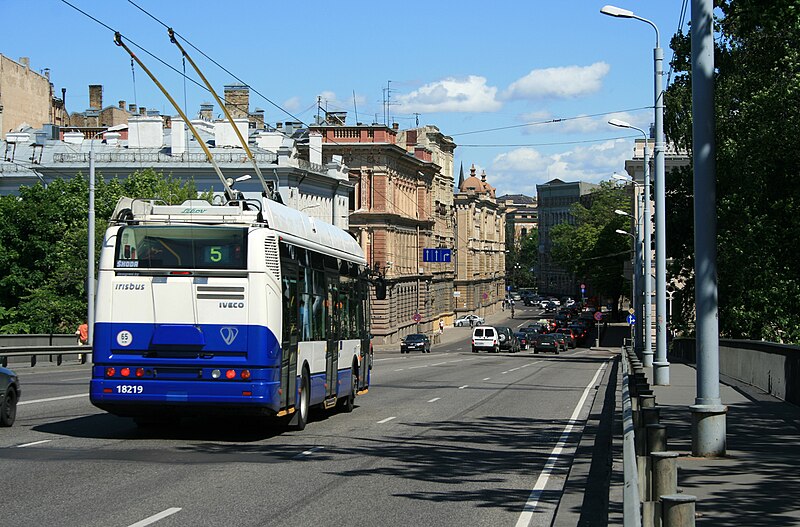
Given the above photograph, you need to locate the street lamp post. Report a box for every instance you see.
[615,208,643,355]
[601,3,669,383]
[609,119,653,367]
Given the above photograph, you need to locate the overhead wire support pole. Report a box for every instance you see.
[167,28,274,199]
[113,32,234,199]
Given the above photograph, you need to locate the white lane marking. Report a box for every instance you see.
[294,446,324,458]
[60,377,89,382]
[449,359,464,363]
[377,416,396,424]
[515,363,607,527]
[127,508,182,527]
[456,347,463,351]
[394,369,404,372]
[17,440,52,448]
[501,371,508,375]
[19,393,87,406]
[458,385,468,390]
[509,367,520,372]
[431,362,447,366]
[408,365,428,369]
[427,397,441,403]
[483,377,491,381]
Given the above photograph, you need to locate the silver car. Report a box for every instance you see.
[454,314,485,327]
[0,366,20,427]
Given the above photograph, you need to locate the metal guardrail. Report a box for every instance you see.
[0,345,90,368]
[622,347,643,527]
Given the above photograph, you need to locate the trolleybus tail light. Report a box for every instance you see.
[135,368,145,377]
[242,391,252,396]
[105,367,116,377]
[211,369,221,379]
[225,369,236,379]
[121,367,131,377]
[170,271,192,276]
[241,369,251,380]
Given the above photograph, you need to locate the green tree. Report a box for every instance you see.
[664,0,800,343]
[549,181,631,319]
[0,169,208,333]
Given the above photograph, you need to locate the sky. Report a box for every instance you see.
[1,0,689,197]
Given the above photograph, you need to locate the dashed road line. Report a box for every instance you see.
[127,508,182,527]
[427,397,441,403]
[19,393,86,405]
[458,385,468,390]
[294,446,324,458]
[17,440,52,448]
[377,416,396,424]
[483,377,491,381]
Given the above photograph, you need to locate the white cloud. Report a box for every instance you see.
[282,96,302,112]
[504,62,610,100]
[395,76,501,113]
[487,139,635,196]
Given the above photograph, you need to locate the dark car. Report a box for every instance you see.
[1,366,21,427]
[551,332,569,352]
[532,334,561,354]
[555,328,577,349]
[568,324,588,343]
[401,333,431,354]
[514,332,529,350]
[495,326,520,352]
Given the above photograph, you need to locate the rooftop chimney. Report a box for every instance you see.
[89,84,103,110]
[19,57,30,69]
[128,103,137,113]
[223,84,249,119]
[199,103,213,121]
[118,100,126,110]
[139,106,147,116]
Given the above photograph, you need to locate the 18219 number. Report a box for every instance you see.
[116,385,143,394]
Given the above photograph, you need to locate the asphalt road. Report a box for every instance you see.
[0,311,615,527]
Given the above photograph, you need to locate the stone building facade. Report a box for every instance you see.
[0,55,67,135]
[454,165,506,318]
[536,179,599,297]
[314,120,446,344]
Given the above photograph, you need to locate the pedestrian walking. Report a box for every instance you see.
[75,320,88,363]
[439,319,444,333]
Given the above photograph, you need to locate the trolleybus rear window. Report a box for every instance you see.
[115,226,246,269]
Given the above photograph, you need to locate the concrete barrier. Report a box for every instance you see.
[671,338,800,406]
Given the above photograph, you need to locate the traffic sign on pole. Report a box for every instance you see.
[593,311,603,322]
[626,314,636,325]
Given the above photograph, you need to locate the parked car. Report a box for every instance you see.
[0,366,20,427]
[515,332,529,350]
[554,328,577,349]
[532,333,561,355]
[472,326,499,353]
[454,314,485,327]
[495,326,520,352]
[400,333,431,354]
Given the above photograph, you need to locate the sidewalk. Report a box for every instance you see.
[636,359,800,525]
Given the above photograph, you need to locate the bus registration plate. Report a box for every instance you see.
[116,385,144,394]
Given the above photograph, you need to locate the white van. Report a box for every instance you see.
[472,326,499,353]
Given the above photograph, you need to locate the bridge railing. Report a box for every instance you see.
[0,343,89,368]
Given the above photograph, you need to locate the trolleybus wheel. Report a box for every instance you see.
[294,369,310,431]
[340,365,357,413]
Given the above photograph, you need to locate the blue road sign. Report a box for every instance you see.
[626,314,636,325]
[423,248,452,263]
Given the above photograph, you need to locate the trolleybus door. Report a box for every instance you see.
[280,266,299,411]
[325,281,339,403]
